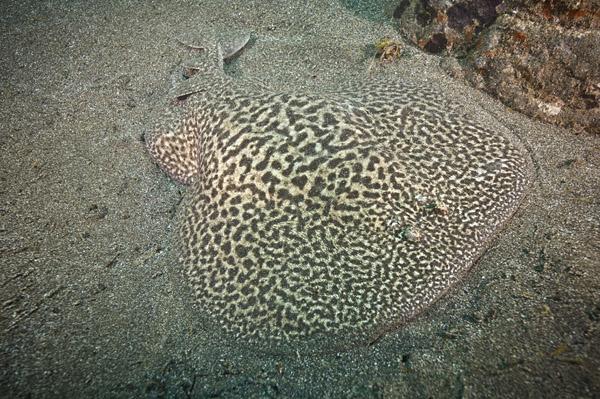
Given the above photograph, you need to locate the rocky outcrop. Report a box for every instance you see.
[392,0,600,134]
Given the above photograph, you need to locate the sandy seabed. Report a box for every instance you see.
[1,0,599,398]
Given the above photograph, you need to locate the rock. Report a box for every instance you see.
[392,0,600,134]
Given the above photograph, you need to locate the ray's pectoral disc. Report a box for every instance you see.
[146,61,533,352]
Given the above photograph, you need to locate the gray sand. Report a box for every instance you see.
[1,0,598,397]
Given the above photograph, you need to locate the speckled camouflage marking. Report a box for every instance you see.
[146,54,532,350]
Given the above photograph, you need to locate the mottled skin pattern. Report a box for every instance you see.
[146,49,533,351]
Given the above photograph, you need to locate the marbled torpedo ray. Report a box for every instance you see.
[146,44,533,352]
